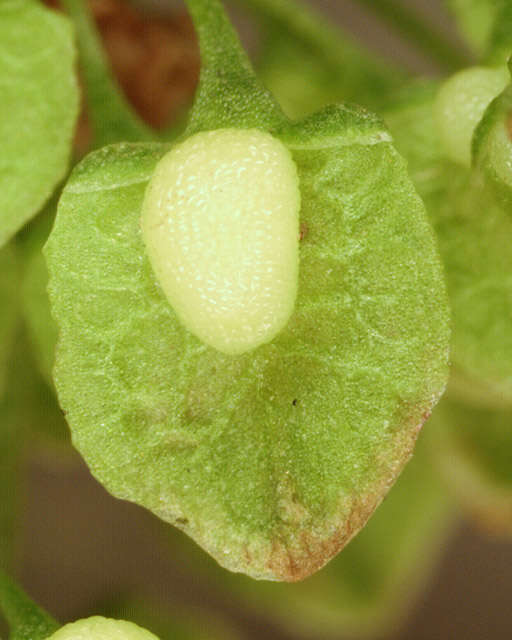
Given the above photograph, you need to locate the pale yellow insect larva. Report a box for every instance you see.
[141,128,301,355]
[45,616,159,640]
[434,65,509,167]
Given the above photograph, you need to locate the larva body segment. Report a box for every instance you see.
[142,128,301,355]
[434,66,509,167]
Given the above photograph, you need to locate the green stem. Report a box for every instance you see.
[183,0,284,134]
[356,0,471,72]
[60,0,155,148]
[0,570,59,640]
[233,0,408,109]
[486,3,512,65]
[236,0,406,75]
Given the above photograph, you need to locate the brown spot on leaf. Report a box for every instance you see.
[422,408,432,425]
[299,222,309,241]
[262,415,425,582]
[264,494,377,582]
[243,546,253,566]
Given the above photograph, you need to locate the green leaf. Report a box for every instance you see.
[60,0,154,149]
[0,570,59,640]
[45,0,448,580]
[0,0,79,247]
[385,83,512,407]
[429,391,512,535]
[233,0,407,119]
[46,103,449,580]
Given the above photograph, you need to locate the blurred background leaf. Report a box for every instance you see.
[0,245,19,401]
[60,0,155,149]
[429,392,512,536]
[232,0,409,118]
[0,569,59,640]
[445,0,498,57]
[0,0,79,246]
[385,81,512,409]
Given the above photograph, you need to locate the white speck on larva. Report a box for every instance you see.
[141,128,301,355]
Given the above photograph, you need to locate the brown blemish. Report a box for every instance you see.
[262,416,426,582]
[187,400,434,582]
[263,493,378,582]
[299,222,309,241]
[243,546,253,566]
[421,409,432,427]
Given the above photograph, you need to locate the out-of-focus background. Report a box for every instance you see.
[18,448,512,639]
[4,1,512,639]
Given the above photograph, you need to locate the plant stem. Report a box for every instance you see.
[233,0,409,112]
[355,0,471,72]
[60,0,155,148]
[183,0,284,133]
[0,570,59,640]
[237,0,406,75]
[486,2,512,65]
